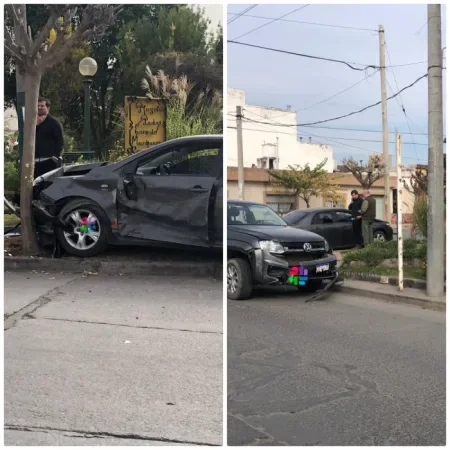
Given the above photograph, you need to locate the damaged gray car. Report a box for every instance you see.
[32,135,223,257]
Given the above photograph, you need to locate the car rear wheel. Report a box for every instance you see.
[55,200,110,257]
[374,230,386,242]
[227,258,253,300]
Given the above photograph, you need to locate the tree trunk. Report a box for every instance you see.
[20,69,42,255]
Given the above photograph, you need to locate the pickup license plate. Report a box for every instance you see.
[316,263,329,273]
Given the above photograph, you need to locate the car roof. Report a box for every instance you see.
[227,200,266,206]
[289,207,349,214]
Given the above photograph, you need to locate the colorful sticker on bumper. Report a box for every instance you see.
[288,266,308,286]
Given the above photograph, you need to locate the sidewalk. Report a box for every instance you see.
[335,279,445,311]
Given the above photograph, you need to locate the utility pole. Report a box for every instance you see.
[14,5,27,171]
[236,105,245,200]
[379,25,390,223]
[427,4,445,297]
[396,132,403,292]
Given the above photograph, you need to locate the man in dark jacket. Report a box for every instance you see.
[359,190,376,245]
[348,189,363,247]
[35,97,64,178]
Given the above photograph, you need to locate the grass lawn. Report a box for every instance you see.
[340,262,426,280]
[4,214,20,227]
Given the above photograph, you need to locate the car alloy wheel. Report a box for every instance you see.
[374,231,386,242]
[63,209,101,251]
[228,264,239,294]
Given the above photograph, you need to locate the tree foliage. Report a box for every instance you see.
[342,155,386,190]
[268,159,342,208]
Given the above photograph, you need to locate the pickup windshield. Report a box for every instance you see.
[228,203,287,226]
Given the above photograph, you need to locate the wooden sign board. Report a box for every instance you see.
[124,96,167,153]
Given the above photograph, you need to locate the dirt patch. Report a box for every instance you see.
[4,236,51,258]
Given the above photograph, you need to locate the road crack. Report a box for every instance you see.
[40,317,223,335]
[4,277,80,331]
[5,424,219,446]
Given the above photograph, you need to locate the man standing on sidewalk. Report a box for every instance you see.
[348,189,363,247]
[359,190,376,246]
[35,97,64,178]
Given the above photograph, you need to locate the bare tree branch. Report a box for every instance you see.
[29,7,64,58]
[10,5,32,53]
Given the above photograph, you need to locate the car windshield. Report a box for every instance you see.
[228,203,287,226]
[283,210,308,224]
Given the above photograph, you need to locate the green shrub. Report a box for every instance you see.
[412,196,427,238]
[342,239,426,267]
[4,160,20,194]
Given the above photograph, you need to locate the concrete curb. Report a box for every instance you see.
[334,284,445,312]
[339,271,427,290]
[4,256,222,279]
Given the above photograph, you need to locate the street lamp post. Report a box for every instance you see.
[79,57,98,154]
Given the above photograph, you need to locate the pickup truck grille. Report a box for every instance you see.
[284,254,325,266]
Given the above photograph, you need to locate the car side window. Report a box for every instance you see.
[312,213,334,225]
[334,211,352,223]
[136,146,220,177]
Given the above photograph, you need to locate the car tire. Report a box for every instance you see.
[297,279,323,292]
[374,230,387,242]
[55,200,110,257]
[227,258,253,300]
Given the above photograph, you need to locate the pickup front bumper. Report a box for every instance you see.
[252,248,338,286]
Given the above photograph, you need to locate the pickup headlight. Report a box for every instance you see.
[324,239,330,253]
[260,240,285,254]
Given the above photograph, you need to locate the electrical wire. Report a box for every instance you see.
[258,70,379,121]
[233,70,434,127]
[227,40,379,71]
[232,5,310,41]
[228,5,257,25]
[226,12,379,32]
[226,125,427,162]
[385,42,421,162]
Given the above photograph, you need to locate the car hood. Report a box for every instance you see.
[34,162,111,184]
[228,224,325,242]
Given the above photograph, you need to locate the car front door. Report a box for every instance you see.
[310,211,341,249]
[334,210,354,248]
[117,137,222,247]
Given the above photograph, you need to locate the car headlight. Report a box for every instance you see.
[324,239,330,253]
[260,240,285,254]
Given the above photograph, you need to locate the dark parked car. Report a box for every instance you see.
[227,200,338,300]
[283,207,393,250]
[32,135,223,257]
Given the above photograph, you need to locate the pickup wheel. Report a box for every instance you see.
[297,279,323,292]
[227,258,253,300]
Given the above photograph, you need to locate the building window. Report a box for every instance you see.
[266,195,296,214]
[392,189,397,213]
[325,198,345,208]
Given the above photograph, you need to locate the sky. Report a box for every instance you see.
[196,4,223,33]
[228,4,447,165]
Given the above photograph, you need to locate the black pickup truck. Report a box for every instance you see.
[227,200,338,300]
[32,135,223,257]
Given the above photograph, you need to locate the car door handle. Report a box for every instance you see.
[189,185,209,193]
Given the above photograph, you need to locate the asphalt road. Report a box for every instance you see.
[228,286,445,446]
[5,272,223,445]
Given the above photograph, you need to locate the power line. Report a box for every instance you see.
[227,5,257,25]
[228,113,432,136]
[236,71,433,127]
[226,12,379,32]
[385,41,421,162]
[232,5,310,41]
[227,124,427,145]
[226,126,427,162]
[227,40,379,71]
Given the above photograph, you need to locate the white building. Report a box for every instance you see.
[227,88,335,172]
